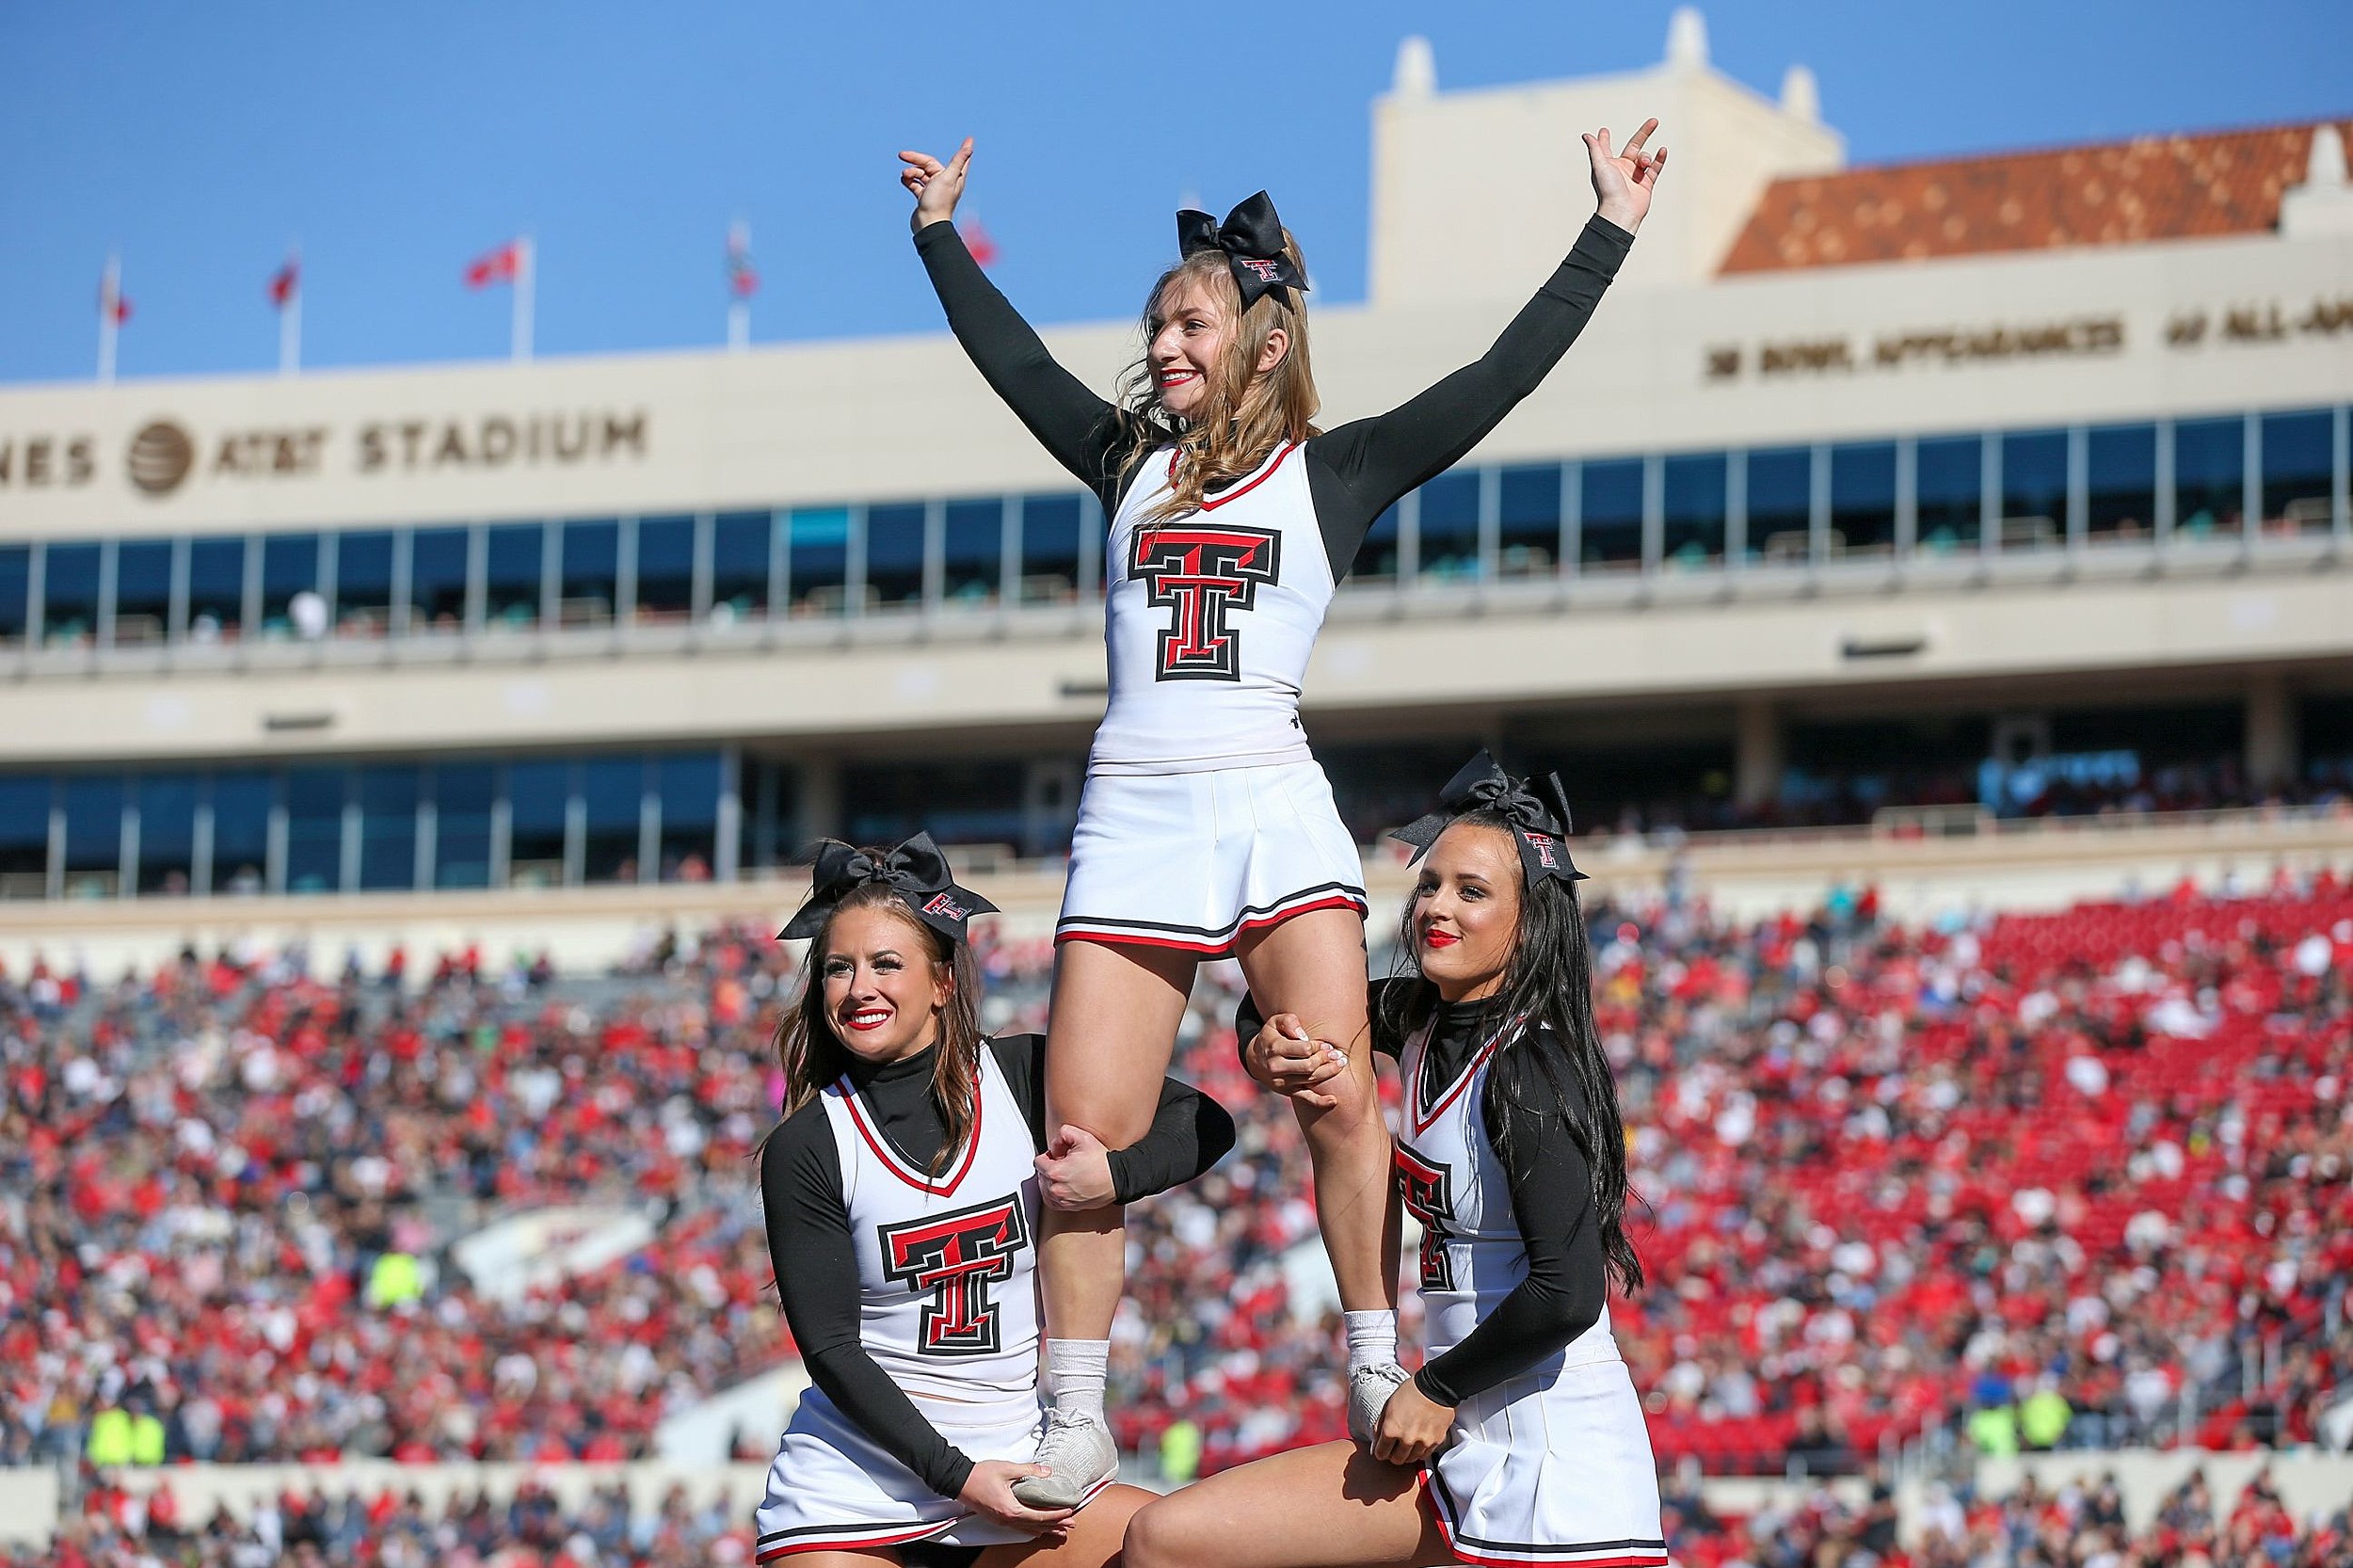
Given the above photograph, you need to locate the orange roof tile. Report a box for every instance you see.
[1719,118,2353,275]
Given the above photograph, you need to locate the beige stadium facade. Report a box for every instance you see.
[0,24,2348,949]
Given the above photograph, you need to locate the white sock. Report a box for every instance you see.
[1344,1309,1399,1373]
[1046,1338,1112,1423]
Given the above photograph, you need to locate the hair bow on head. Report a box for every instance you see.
[779,831,999,945]
[1176,191,1309,313]
[1389,750,1587,888]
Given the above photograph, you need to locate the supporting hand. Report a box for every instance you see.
[1370,1376,1455,1467]
[958,1460,1077,1535]
[900,137,974,234]
[1584,119,1666,234]
[1244,1013,1350,1110]
[1034,1124,1117,1210]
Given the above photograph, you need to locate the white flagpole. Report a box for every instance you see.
[97,253,120,384]
[728,217,751,352]
[513,234,535,363]
[280,244,302,376]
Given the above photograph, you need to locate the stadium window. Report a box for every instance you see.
[185,536,247,644]
[711,511,774,621]
[580,755,646,884]
[655,752,721,882]
[2172,417,2245,541]
[1497,463,1561,579]
[1661,453,1728,569]
[2260,409,2334,534]
[1580,458,1643,571]
[1830,443,1897,557]
[208,771,271,895]
[0,546,26,647]
[357,765,421,891]
[506,760,570,888]
[1744,449,1811,568]
[135,774,198,896]
[408,527,470,633]
[283,766,344,894]
[865,504,926,611]
[335,530,396,638]
[41,542,102,648]
[485,523,545,630]
[1352,504,1401,583]
[60,776,124,897]
[2087,424,2158,543]
[260,534,321,639]
[634,515,696,622]
[432,762,496,889]
[1017,494,1084,604]
[112,539,173,647]
[1915,436,1982,555]
[0,776,47,899]
[843,758,1027,847]
[789,507,851,616]
[2000,430,2067,552]
[942,499,1005,606]
[1417,472,1481,581]
[558,520,619,629]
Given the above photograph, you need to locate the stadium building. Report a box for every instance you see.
[0,17,2348,929]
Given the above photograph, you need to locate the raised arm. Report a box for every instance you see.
[903,139,1137,507]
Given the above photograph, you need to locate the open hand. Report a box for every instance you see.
[1370,1376,1455,1467]
[1583,119,1666,234]
[1245,1014,1350,1110]
[1034,1124,1116,1210]
[958,1459,1076,1535]
[899,137,973,234]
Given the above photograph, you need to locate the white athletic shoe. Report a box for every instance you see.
[1011,1408,1117,1509]
[1349,1361,1411,1448]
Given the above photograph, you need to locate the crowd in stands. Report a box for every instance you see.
[1,866,2347,1493]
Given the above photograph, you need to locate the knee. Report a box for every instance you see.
[1122,1497,1194,1568]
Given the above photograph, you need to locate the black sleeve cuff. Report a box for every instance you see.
[1413,1364,1460,1408]
[1573,215,1635,273]
[934,1448,976,1500]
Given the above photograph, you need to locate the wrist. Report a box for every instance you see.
[1595,203,1641,236]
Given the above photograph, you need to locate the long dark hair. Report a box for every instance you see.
[1378,811,1644,1295]
[776,879,984,1176]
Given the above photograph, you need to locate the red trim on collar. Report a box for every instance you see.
[1406,1016,1520,1138]
[1161,440,1301,511]
[834,1069,984,1197]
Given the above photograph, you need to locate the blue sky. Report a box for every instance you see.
[3,1,2346,385]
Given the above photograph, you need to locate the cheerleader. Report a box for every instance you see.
[1122,753,1662,1568]
[755,835,1235,1567]
[898,120,1666,1503]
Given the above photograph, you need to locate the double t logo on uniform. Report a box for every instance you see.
[1393,1144,1457,1292]
[1128,524,1281,681]
[877,1196,1031,1357]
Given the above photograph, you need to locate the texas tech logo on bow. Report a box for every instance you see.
[922,891,969,922]
[877,1197,1031,1357]
[1393,1144,1457,1292]
[1128,524,1281,680]
[1235,257,1284,283]
[1525,832,1559,871]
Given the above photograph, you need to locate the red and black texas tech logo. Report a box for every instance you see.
[878,1196,1030,1358]
[1128,524,1280,680]
[1393,1144,1457,1292]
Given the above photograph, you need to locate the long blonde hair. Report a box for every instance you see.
[1116,233,1321,525]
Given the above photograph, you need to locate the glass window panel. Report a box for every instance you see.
[558,520,618,628]
[0,776,47,893]
[843,759,1026,847]
[61,776,123,895]
[1497,464,1560,579]
[408,526,470,632]
[260,534,321,639]
[186,537,246,644]
[581,756,645,885]
[1831,443,1897,556]
[2262,409,2334,534]
[1018,494,1084,604]
[634,515,696,620]
[0,546,27,646]
[789,507,851,616]
[355,765,419,891]
[2088,424,2157,543]
[1662,453,1727,569]
[507,760,569,887]
[209,772,271,895]
[136,774,198,895]
[942,500,1003,605]
[2173,417,2245,541]
[1351,504,1401,583]
[1581,459,1645,570]
[42,543,101,648]
[1915,435,1982,555]
[1417,472,1481,581]
[113,540,172,647]
[2000,430,2067,552]
[334,530,395,637]
[655,752,720,882]
[284,766,344,894]
[865,504,926,610]
[433,762,496,889]
[485,523,545,629]
[711,512,772,622]
[1745,448,1812,566]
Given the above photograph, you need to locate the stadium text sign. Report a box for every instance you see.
[1705,314,2124,381]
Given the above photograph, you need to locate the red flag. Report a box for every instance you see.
[465,241,522,288]
[959,217,999,268]
[268,258,299,309]
[99,277,131,325]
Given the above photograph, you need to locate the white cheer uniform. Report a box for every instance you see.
[1394,1017,1667,1568]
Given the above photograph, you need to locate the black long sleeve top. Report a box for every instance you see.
[760,1033,1233,1499]
[916,215,1634,579]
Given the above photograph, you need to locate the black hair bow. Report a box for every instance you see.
[1389,750,1587,888]
[779,832,999,945]
[1176,191,1309,313]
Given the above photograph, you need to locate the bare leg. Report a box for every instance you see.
[1234,908,1398,1312]
[981,1485,1155,1568]
[1123,1443,1449,1568]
